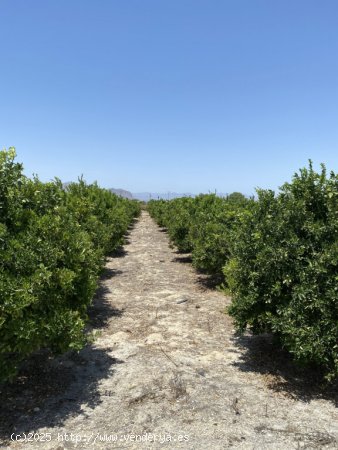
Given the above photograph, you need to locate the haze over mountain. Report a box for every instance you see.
[132,192,192,201]
[108,190,193,201]
[63,182,247,201]
[131,191,250,201]
[62,183,191,201]
[109,188,133,199]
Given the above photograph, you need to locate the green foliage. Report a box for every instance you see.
[149,167,338,380]
[189,194,252,275]
[226,162,338,381]
[148,193,251,275]
[0,148,140,381]
[147,199,168,227]
[148,197,195,252]
[226,192,247,203]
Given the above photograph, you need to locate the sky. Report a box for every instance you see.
[1,0,338,195]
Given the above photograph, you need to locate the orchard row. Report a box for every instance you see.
[0,149,140,381]
[148,163,338,381]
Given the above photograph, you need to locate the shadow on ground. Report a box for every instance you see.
[109,220,138,257]
[195,273,224,290]
[0,260,126,444]
[87,268,124,329]
[171,251,224,289]
[110,246,129,257]
[172,255,193,264]
[0,349,124,444]
[232,334,338,406]
[100,267,123,280]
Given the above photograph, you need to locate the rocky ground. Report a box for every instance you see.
[0,212,337,449]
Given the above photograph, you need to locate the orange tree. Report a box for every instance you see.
[226,163,338,381]
[0,149,140,381]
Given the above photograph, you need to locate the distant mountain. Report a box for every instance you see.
[109,188,133,199]
[132,192,192,202]
[62,181,73,189]
[62,185,247,202]
[131,192,251,201]
[62,183,134,199]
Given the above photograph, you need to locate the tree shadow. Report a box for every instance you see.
[109,244,129,258]
[128,216,140,228]
[108,220,136,257]
[172,255,192,264]
[124,237,132,245]
[170,250,224,289]
[0,263,126,445]
[0,347,124,445]
[173,249,190,255]
[87,289,124,330]
[232,333,338,406]
[195,273,224,290]
[100,267,123,280]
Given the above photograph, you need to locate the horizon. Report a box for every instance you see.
[1,0,338,195]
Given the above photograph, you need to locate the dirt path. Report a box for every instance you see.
[1,212,337,449]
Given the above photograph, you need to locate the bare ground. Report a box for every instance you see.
[0,211,337,449]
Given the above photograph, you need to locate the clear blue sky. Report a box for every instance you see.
[1,0,338,195]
